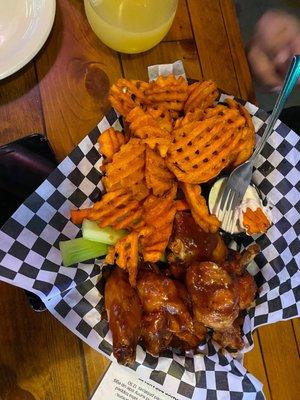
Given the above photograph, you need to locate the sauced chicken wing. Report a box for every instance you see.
[105,268,142,365]
[237,273,257,310]
[137,271,194,333]
[172,280,207,349]
[222,244,258,309]
[223,244,260,276]
[136,271,204,355]
[186,262,240,330]
[212,322,244,351]
[168,212,228,267]
[170,329,205,351]
[186,245,258,347]
[140,310,172,355]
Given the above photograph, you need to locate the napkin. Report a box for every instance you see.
[0,61,299,400]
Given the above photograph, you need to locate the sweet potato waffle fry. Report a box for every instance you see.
[126,106,171,140]
[145,147,175,196]
[109,79,148,117]
[242,207,271,235]
[98,128,126,161]
[143,75,189,114]
[184,80,219,112]
[140,185,177,262]
[126,106,172,156]
[146,107,173,133]
[142,137,171,158]
[225,98,255,167]
[174,108,204,128]
[106,231,139,287]
[182,183,220,233]
[102,139,148,201]
[167,108,245,183]
[73,189,143,230]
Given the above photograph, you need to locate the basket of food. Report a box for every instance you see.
[0,61,299,400]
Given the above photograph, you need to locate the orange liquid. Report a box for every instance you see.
[84,0,178,53]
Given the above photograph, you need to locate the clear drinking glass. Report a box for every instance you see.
[84,0,178,54]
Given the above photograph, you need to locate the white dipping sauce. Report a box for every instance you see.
[208,177,269,234]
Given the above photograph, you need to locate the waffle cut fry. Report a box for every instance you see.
[167,107,245,184]
[98,128,126,161]
[225,98,255,167]
[143,75,188,116]
[182,183,220,233]
[146,106,173,133]
[109,78,148,117]
[126,106,171,140]
[174,108,204,129]
[106,231,139,287]
[103,139,149,201]
[142,137,171,158]
[126,106,172,157]
[81,188,143,230]
[145,147,175,196]
[140,185,177,262]
[184,80,219,112]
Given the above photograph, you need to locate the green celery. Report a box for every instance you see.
[59,237,108,267]
[82,219,127,245]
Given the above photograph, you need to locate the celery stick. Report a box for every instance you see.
[82,219,127,245]
[59,238,108,267]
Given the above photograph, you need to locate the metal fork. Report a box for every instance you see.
[217,55,300,233]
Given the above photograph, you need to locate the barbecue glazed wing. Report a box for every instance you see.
[140,310,172,355]
[223,244,258,309]
[186,262,239,330]
[223,244,260,276]
[136,271,204,355]
[137,271,193,333]
[168,212,227,265]
[212,322,244,350]
[105,268,142,365]
[237,273,257,309]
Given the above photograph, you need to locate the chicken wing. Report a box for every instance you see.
[186,262,239,330]
[172,280,206,350]
[105,267,142,365]
[237,273,257,309]
[222,244,258,309]
[136,271,204,355]
[168,211,227,266]
[212,322,244,351]
[140,310,172,355]
[223,244,260,276]
[137,271,194,333]
[171,330,204,351]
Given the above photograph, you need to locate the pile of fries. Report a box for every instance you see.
[71,75,256,286]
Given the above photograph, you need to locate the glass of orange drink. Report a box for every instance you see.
[84,0,178,54]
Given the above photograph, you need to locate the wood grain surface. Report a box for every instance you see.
[0,63,45,146]
[0,1,299,399]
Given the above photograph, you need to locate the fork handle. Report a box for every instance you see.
[250,55,300,163]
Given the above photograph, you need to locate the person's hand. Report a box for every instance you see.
[247,10,300,92]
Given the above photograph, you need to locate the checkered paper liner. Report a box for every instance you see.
[1,61,299,400]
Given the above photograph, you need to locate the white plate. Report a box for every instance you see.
[0,0,56,80]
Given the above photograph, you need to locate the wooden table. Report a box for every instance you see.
[0,1,299,399]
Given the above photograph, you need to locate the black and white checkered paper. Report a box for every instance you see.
[0,62,299,400]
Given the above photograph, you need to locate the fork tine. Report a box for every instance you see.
[229,191,242,234]
[229,210,237,234]
[219,180,232,210]
[227,208,235,233]
[224,209,233,233]
[217,188,232,224]
[222,192,235,231]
